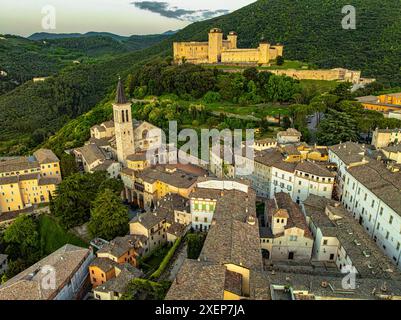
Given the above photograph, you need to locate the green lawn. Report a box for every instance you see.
[38,215,88,255]
[299,79,339,94]
[139,245,170,275]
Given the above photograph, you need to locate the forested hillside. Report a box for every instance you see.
[0,48,166,155]
[169,0,401,85]
[0,33,171,94]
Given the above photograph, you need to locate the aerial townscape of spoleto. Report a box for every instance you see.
[1,0,401,305]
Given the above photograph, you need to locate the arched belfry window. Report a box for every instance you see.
[121,110,125,123]
[126,110,129,122]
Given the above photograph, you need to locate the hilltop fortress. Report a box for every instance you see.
[173,28,375,85]
[173,28,283,65]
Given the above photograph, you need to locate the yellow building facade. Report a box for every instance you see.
[173,28,283,65]
[379,93,401,105]
[0,149,61,213]
[359,93,401,113]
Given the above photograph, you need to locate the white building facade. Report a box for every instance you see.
[270,162,334,204]
[340,166,401,268]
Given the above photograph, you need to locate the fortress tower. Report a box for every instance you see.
[208,28,223,63]
[259,39,271,65]
[113,78,135,164]
[227,31,238,49]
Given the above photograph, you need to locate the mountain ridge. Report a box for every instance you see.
[28,30,179,41]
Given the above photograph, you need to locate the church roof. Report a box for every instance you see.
[115,77,128,104]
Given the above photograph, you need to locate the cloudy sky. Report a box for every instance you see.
[0,0,255,37]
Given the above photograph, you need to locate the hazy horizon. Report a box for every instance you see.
[0,0,255,37]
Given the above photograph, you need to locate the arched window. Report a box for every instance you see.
[126,110,129,122]
[121,110,125,123]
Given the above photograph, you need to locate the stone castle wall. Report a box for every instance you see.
[268,68,361,84]
[173,28,283,65]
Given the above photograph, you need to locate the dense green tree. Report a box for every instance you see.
[1,273,7,284]
[120,279,171,300]
[186,233,206,259]
[31,129,47,146]
[3,215,40,262]
[88,188,129,240]
[4,259,29,279]
[202,91,221,103]
[276,56,285,66]
[330,82,353,101]
[266,75,300,102]
[243,67,259,83]
[50,172,109,229]
[99,178,124,195]
[317,110,358,145]
[60,153,78,178]
[125,74,136,98]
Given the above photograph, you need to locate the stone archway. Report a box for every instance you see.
[262,249,270,259]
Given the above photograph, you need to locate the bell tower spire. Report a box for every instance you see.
[113,77,135,164]
[116,76,128,104]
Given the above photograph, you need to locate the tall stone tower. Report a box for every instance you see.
[259,40,271,65]
[208,28,223,63]
[227,31,238,49]
[113,77,135,164]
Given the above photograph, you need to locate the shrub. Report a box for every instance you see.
[186,233,206,259]
[203,91,221,103]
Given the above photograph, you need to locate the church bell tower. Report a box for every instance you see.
[113,77,135,164]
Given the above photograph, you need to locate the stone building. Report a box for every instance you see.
[129,193,191,253]
[173,28,283,65]
[0,245,94,300]
[303,195,400,279]
[357,93,401,113]
[166,181,266,300]
[189,179,250,232]
[371,128,401,149]
[270,160,335,204]
[0,149,61,214]
[259,192,313,261]
[277,128,302,144]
